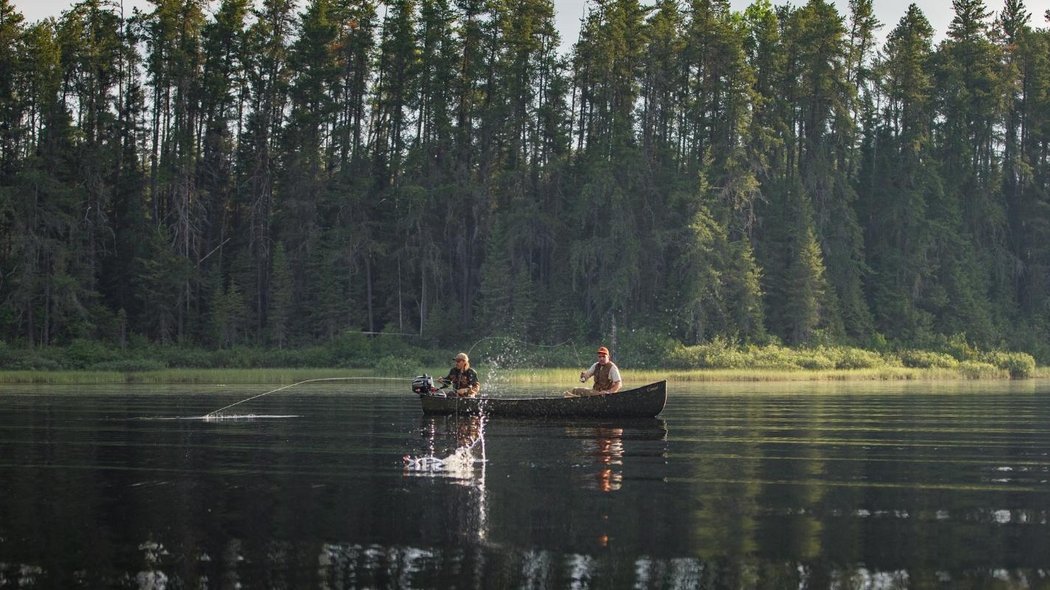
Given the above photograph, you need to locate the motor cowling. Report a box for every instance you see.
[412,374,436,394]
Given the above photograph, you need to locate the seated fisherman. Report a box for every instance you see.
[440,352,480,397]
[565,346,622,397]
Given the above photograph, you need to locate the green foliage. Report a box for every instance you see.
[796,352,837,371]
[665,341,894,372]
[65,339,120,369]
[156,348,221,369]
[0,0,1049,365]
[980,351,1037,379]
[0,344,63,371]
[374,355,417,377]
[899,350,960,369]
[958,360,1002,379]
[615,329,677,369]
[324,331,375,367]
[940,333,980,361]
[89,359,168,372]
[829,347,885,370]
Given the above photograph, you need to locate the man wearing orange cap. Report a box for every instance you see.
[566,346,622,397]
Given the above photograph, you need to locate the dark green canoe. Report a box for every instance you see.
[418,380,667,418]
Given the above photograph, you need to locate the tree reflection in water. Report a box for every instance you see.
[11,386,1050,588]
[314,543,929,588]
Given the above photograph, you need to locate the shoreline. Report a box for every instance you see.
[0,366,1047,385]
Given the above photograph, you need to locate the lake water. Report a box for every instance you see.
[2,379,1050,588]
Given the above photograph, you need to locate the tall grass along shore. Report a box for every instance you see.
[0,334,1043,385]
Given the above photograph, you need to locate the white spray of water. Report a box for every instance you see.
[402,416,487,480]
[464,336,583,396]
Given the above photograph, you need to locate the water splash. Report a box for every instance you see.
[402,443,486,480]
[403,416,487,481]
[466,336,582,396]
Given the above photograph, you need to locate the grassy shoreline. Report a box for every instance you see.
[2,337,1043,383]
[1,366,1047,385]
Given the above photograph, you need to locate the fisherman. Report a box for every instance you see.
[565,346,622,397]
[440,352,480,397]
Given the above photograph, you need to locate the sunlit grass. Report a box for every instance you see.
[492,366,1011,384]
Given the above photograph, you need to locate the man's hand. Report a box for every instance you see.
[456,387,469,396]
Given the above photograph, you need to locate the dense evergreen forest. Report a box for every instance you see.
[1,0,1049,361]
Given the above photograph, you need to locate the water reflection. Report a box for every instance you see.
[584,427,624,492]
[563,419,667,493]
[135,540,170,589]
[311,543,1050,588]
[6,382,1050,588]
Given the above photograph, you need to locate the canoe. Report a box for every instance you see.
[417,380,667,418]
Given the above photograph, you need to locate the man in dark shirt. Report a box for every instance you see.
[441,352,480,397]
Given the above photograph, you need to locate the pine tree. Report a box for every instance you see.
[230,0,295,342]
[196,0,249,337]
[860,4,938,340]
[0,0,25,183]
[931,0,1005,343]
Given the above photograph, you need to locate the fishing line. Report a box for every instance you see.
[203,376,408,419]
[467,335,582,365]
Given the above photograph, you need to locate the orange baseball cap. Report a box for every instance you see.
[597,346,609,355]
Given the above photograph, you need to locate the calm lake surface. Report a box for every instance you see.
[2,379,1050,588]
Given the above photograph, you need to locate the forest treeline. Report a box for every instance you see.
[1,0,1049,361]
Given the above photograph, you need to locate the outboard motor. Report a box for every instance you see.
[412,374,437,395]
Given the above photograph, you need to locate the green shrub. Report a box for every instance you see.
[65,339,119,369]
[797,353,836,370]
[868,332,892,353]
[981,351,1037,379]
[942,333,979,361]
[326,331,374,366]
[264,347,324,368]
[665,338,752,369]
[3,354,63,371]
[159,347,220,368]
[665,344,701,369]
[748,344,805,370]
[89,359,168,372]
[374,355,417,376]
[958,360,1001,379]
[899,350,959,369]
[617,329,677,369]
[371,326,420,358]
[699,346,750,369]
[831,347,886,369]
